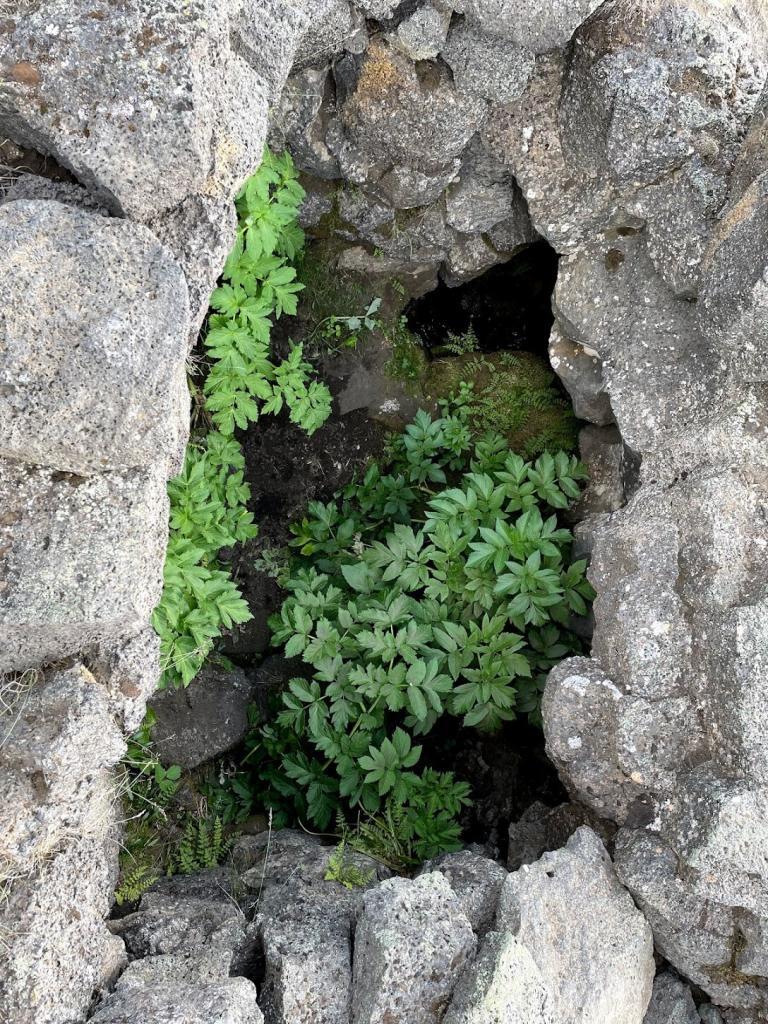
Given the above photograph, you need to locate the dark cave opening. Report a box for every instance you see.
[405,240,560,356]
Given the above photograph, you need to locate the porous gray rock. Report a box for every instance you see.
[507,800,615,871]
[0,459,168,672]
[697,173,768,384]
[89,977,263,1024]
[392,4,450,61]
[497,827,655,1023]
[421,850,507,936]
[643,972,702,1024]
[0,200,190,476]
[256,884,355,1024]
[351,871,476,1024]
[442,19,534,103]
[86,627,163,734]
[293,0,366,69]
[443,930,555,1024]
[457,0,604,52]
[149,662,258,770]
[0,665,125,875]
[0,833,125,1024]
[270,67,341,181]
[328,39,485,208]
[148,194,238,336]
[0,1,279,221]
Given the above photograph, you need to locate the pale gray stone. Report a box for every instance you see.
[393,5,450,61]
[422,851,507,936]
[90,977,263,1024]
[0,200,190,476]
[443,930,555,1024]
[86,627,162,734]
[697,174,768,384]
[352,872,476,1024]
[0,1,277,220]
[0,459,168,673]
[497,828,655,1024]
[0,833,125,1024]
[257,884,354,1024]
[0,665,124,875]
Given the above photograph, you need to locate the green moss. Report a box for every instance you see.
[425,351,579,458]
[384,316,429,388]
[297,244,374,332]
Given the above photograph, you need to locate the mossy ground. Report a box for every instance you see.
[424,351,579,458]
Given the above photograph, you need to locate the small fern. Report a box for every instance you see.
[324,832,376,890]
[115,865,158,907]
[172,815,232,875]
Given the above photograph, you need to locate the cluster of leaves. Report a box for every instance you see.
[247,394,593,859]
[170,815,232,875]
[425,352,579,459]
[152,149,332,689]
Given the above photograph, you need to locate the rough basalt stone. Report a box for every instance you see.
[456,0,604,53]
[0,1,276,221]
[643,972,701,1024]
[443,930,555,1024]
[257,884,355,1024]
[0,200,190,476]
[351,872,476,1024]
[0,459,168,673]
[421,850,507,936]
[497,828,655,1024]
[0,833,125,1024]
[90,977,263,1024]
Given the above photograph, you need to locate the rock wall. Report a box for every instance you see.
[0,3,311,1021]
[1,0,768,1021]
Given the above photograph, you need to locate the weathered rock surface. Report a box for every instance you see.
[0,833,124,1024]
[257,884,355,1024]
[507,799,615,871]
[0,459,168,672]
[0,200,189,475]
[457,0,604,53]
[496,827,655,1023]
[352,872,476,1024]
[90,977,263,1024]
[443,929,555,1024]
[421,850,507,936]
[0,1,282,220]
[643,972,701,1024]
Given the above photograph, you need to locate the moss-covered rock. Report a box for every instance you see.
[424,351,579,457]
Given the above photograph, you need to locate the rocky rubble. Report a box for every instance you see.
[2,0,768,1021]
[0,2,301,1021]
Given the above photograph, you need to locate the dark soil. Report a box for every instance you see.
[221,403,387,663]
[405,240,559,355]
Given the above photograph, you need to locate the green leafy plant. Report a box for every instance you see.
[324,828,376,889]
[114,865,159,907]
[152,148,332,689]
[171,815,232,875]
[434,324,480,358]
[247,394,593,857]
[315,296,382,352]
[425,351,579,458]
